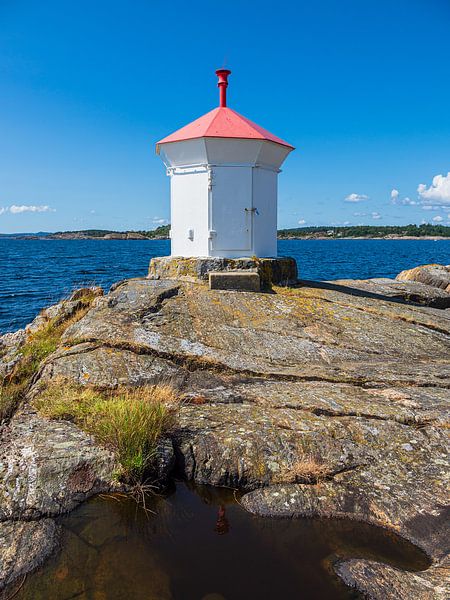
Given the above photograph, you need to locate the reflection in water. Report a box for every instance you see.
[215,506,229,536]
[14,482,429,600]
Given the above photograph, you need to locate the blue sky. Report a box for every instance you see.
[1,0,450,233]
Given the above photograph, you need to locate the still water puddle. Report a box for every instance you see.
[16,482,429,600]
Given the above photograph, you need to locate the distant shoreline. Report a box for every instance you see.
[1,235,448,241]
[279,235,449,241]
[1,224,449,241]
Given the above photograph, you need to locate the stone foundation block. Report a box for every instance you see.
[148,256,298,287]
[209,271,261,292]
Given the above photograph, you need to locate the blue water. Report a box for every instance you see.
[0,238,449,333]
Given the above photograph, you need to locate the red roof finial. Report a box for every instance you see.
[216,69,231,108]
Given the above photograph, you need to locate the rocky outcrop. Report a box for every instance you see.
[0,287,103,380]
[0,410,116,520]
[321,277,450,308]
[1,266,449,597]
[396,263,450,292]
[0,409,117,593]
[0,288,114,593]
[25,286,103,333]
[335,556,450,600]
[0,519,59,591]
[0,329,26,379]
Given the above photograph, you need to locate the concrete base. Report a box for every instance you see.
[148,256,298,288]
[209,271,261,292]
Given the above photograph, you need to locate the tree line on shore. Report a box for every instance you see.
[72,223,450,239]
[277,224,450,238]
[2,223,450,239]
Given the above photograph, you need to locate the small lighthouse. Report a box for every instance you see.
[156,69,294,259]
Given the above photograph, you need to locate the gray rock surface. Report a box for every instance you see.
[320,277,450,308]
[0,410,117,520]
[1,269,449,597]
[25,286,103,334]
[0,519,59,591]
[0,329,26,379]
[335,556,450,600]
[396,263,450,292]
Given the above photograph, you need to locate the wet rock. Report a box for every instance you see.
[396,263,450,292]
[334,556,450,600]
[0,519,59,591]
[154,437,176,484]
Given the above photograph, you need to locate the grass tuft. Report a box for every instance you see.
[32,383,179,483]
[279,455,331,484]
[0,295,96,423]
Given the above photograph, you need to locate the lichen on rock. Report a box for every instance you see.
[1,267,449,597]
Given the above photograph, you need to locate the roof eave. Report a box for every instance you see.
[156,135,295,152]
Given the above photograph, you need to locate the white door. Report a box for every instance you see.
[211,167,253,252]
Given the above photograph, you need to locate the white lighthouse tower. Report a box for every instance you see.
[156,69,294,259]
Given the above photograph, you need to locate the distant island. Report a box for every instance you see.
[277,224,450,239]
[1,223,449,240]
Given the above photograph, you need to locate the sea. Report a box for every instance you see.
[0,238,449,334]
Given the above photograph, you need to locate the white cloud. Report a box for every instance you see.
[353,212,367,217]
[371,212,382,220]
[421,205,443,211]
[152,217,168,225]
[403,197,419,205]
[343,221,351,225]
[6,204,55,214]
[345,193,369,203]
[417,172,450,205]
[432,215,444,222]
[392,195,419,206]
[298,219,306,225]
[390,189,399,201]
[0,207,5,215]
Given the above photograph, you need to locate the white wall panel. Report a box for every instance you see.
[211,166,252,253]
[252,167,278,257]
[170,170,209,256]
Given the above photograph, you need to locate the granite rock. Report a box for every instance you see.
[334,556,450,600]
[1,268,450,597]
[0,519,59,591]
[0,409,117,520]
[396,263,450,292]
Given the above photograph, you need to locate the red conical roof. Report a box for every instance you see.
[157,106,294,149]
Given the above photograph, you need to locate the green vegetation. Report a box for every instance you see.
[7,223,449,240]
[49,225,171,239]
[33,383,179,482]
[0,386,22,423]
[137,225,170,238]
[0,292,96,422]
[277,224,450,239]
[1,286,178,487]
